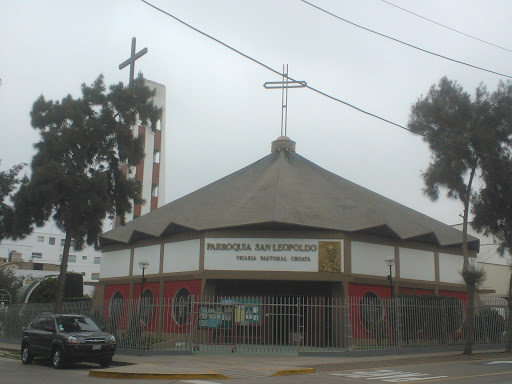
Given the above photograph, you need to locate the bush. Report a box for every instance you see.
[28,272,84,303]
[390,295,464,344]
[474,307,505,343]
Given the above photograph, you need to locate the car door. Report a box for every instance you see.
[27,317,46,356]
[40,318,56,358]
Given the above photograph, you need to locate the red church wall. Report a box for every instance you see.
[439,290,468,301]
[348,283,464,300]
[162,280,201,332]
[102,281,201,333]
[348,283,388,340]
[104,284,130,329]
[399,287,434,296]
[347,283,466,341]
[133,282,161,331]
[105,284,130,304]
[348,283,392,299]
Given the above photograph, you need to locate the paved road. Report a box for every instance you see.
[4,356,512,384]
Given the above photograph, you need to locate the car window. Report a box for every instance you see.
[32,317,46,330]
[45,318,56,332]
[56,316,101,332]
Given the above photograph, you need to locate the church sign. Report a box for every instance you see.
[204,238,343,272]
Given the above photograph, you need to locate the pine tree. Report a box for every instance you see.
[11,74,161,313]
[408,77,512,355]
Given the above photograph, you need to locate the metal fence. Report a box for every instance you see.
[0,295,507,353]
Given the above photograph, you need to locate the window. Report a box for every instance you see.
[32,317,47,330]
[56,316,100,332]
[31,252,43,259]
[82,255,87,261]
[45,318,56,333]
[60,239,65,246]
[33,263,43,270]
[109,291,124,319]
[172,288,191,326]
[140,289,154,323]
[359,292,383,332]
[153,150,160,163]
[59,254,76,263]
[37,236,44,243]
[152,184,159,197]
[156,119,161,131]
[94,257,101,265]
[49,237,56,245]
[91,273,100,281]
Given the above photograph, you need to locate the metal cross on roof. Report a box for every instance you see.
[264,65,307,137]
[119,37,148,85]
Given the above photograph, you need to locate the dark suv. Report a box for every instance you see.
[21,314,116,368]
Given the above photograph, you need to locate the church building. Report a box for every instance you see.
[97,136,478,314]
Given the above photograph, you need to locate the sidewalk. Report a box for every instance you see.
[1,340,508,380]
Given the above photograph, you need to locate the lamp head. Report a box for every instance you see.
[139,260,149,270]
[384,256,395,267]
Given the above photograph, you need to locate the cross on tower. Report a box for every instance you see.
[264,65,306,137]
[119,37,148,84]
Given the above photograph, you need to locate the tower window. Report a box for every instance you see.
[152,184,159,197]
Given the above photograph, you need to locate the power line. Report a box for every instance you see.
[379,0,512,54]
[138,0,512,164]
[299,0,512,79]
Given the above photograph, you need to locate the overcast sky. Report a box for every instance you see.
[2,0,512,228]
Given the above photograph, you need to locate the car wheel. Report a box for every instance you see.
[99,359,112,368]
[52,347,65,369]
[21,345,33,364]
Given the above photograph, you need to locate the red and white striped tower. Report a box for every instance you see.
[116,38,166,226]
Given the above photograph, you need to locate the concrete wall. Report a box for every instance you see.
[100,249,131,278]
[163,240,200,273]
[399,248,435,281]
[351,242,395,277]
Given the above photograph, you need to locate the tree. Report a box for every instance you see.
[472,152,512,352]
[0,160,26,241]
[11,74,161,313]
[0,267,23,303]
[408,77,512,355]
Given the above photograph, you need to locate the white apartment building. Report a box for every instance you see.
[0,229,101,296]
[453,223,511,297]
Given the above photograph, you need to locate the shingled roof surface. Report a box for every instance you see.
[100,149,478,250]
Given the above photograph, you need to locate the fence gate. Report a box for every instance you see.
[188,296,348,353]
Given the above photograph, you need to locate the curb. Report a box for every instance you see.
[271,368,315,376]
[88,370,231,380]
[0,352,20,360]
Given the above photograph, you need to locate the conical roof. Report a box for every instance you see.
[100,139,478,250]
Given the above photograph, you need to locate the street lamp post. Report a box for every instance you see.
[139,260,149,301]
[385,256,395,299]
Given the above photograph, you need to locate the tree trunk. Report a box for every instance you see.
[462,162,477,355]
[464,283,476,355]
[506,273,512,353]
[54,232,71,313]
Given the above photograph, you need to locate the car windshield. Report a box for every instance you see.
[56,316,101,333]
